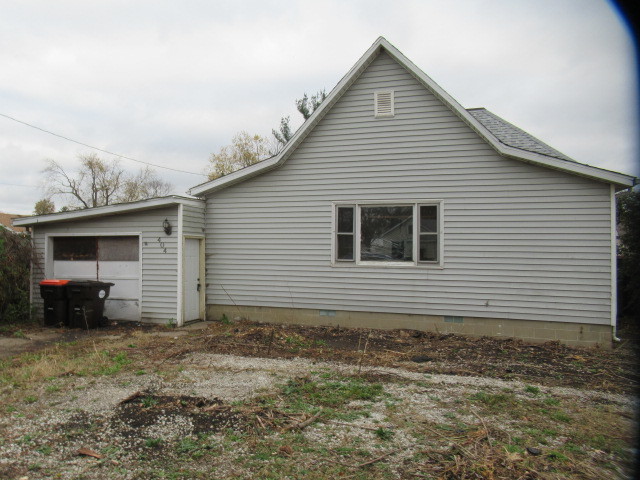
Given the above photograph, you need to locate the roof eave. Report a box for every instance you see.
[12,195,204,227]
[498,146,636,187]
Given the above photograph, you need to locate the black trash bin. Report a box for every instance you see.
[39,279,70,327]
[66,280,115,329]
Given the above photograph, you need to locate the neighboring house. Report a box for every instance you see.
[15,37,636,346]
[0,212,28,233]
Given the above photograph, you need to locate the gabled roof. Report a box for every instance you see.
[467,108,574,163]
[12,195,203,227]
[0,212,28,233]
[189,37,635,197]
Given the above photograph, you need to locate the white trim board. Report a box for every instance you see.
[14,196,204,227]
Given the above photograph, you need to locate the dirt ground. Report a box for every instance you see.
[0,318,638,479]
[2,317,638,394]
[134,318,638,395]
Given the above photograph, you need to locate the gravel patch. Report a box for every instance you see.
[0,352,636,479]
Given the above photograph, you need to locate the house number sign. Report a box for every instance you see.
[156,237,168,254]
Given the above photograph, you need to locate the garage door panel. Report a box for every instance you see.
[98,261,139,278]
[52,236,141,322]
[53,260,96,279]
[104,299,139,322]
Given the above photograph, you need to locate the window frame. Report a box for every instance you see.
[331,200,443,268]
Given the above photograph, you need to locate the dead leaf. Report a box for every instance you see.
[77,447,104,459]
[279,445,293,456]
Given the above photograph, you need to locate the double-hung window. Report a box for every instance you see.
[333,202,442,266]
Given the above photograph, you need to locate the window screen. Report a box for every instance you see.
[53,237,97,261]
[53,236,139,261]
[98,236,139,261]
[336,206,355,261]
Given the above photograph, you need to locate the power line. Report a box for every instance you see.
[0,182,38,188]
[0,112,207,176]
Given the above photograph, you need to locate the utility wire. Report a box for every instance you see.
[0,112,206,176]
[0,182,38,188]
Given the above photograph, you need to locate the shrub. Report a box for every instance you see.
[617,190,640,319]
[0,229,33,324]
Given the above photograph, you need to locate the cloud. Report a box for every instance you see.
[0,0,636,214]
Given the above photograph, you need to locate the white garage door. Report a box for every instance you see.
[52,236,140,321]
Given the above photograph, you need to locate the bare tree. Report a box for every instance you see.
[207,132,270,180]
[118,167,173,203]
[43,153,173,210]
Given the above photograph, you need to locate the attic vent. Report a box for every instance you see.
[374,90,394,118]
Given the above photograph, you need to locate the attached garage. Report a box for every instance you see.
[16,196,205,326]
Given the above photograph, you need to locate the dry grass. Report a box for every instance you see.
[0,324,637,479]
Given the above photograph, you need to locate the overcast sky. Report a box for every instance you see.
[1,0,637,215]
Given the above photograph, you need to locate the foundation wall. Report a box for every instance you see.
[207,304,612,348]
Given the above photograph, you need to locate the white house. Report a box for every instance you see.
[15,37,636,346]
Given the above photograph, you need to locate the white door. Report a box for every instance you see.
[183,238,201,322]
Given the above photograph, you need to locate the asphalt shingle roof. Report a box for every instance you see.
[467,108,575,163]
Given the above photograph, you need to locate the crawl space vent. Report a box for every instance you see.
[374,90,394,118]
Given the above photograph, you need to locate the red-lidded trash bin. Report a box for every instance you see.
[66,280,115,329]
[39,279,70,327]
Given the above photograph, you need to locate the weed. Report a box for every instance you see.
[145,438,163,448]
[12,330,26,339]
[547,450,569,461]
[333,446,356,456]
[141,396,159,408]
[165,318,177,328]
[101,445,122,456]
[220,314,232,325]
[551,411,571,423]
[37,445,52,455]
[524,385,540,395]
[176,437,211,459]
[504,444,525,454]
[563,443,583,454]
[45,385,60,393]
[374,427,394,441]
[135,369,146,376]
[281,374,384,410]
[94,351,131,375]
[543,396,560,406]
[469,391,516,410]
[24,395,38,404]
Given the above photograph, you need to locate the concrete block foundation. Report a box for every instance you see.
[206,304,613,348]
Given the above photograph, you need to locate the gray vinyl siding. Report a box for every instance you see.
[30,207,179,323]
[204,51,613,326]
[182,203,205,237]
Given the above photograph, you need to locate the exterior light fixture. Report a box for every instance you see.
[163,218,172,235]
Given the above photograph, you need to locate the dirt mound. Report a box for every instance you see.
[111,392,247,438]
